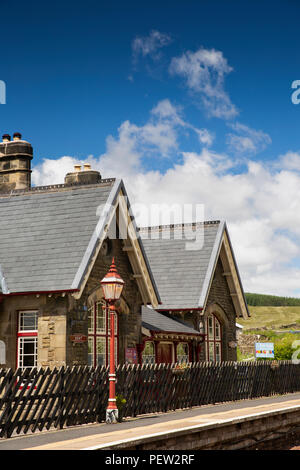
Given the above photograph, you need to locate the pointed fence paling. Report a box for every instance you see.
[0,361,300,438]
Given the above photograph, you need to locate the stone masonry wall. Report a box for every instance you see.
[203,257,237,361]
[0,237,144,370]
[0,294,68,369]
[169,257,237,362]
[66,237,144,366]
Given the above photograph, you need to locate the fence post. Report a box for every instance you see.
[58,366,65,429]
[3,369,13,438]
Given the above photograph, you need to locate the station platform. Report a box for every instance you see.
[1,392,300,450]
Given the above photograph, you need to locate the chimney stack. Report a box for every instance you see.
[64,163,101,186]
[0,133,33,193]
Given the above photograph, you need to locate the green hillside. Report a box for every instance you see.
[239,305,300,330]
[245,292,300,307]
[237,294,300,361]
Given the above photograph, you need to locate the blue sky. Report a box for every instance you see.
[0,0,299,161]
[2,0,300,296]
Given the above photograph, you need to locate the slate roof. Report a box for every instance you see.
[0,180,118,293]
[139,221,224,311]
[142,306,200,335]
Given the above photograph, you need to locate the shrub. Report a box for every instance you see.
[274,341,294,360]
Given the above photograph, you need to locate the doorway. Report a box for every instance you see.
[156,342,173,364]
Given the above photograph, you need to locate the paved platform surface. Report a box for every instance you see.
[1,393,300,450]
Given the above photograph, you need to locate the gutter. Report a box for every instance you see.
[157,307,203,313]
[148,329,205,340]
[3,289,79,297]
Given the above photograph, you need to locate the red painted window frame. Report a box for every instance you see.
[16,310,38,370]
[206,314,222,362]
[88,301,119,367]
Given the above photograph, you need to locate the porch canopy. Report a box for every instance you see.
[142,306,203,342]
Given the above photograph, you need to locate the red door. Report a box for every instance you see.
[157,343,173,364]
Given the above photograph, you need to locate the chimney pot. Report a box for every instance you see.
[2,134,10,142]
[74,165,81,172]
[83,163,91,171]
[13,132,22,141]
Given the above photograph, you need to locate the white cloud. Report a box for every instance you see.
[132,30,172,63]
[226,122,272,155]
[151,99,184,124]
[151,98,214,147]
[32,156,79,186]
[276,151,300,171]
[194,128,214,147]
[32,103,300,298]
[169,47,238,119]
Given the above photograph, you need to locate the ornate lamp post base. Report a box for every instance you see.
[106,407,119,424]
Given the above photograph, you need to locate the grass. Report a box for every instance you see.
[238,306,300,331]
[238,306,300,360]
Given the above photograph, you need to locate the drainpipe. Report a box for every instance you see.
[0,265,9,296]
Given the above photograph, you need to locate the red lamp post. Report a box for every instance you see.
[100,258,124,424]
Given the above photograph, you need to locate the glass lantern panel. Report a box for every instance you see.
[114,282,123,300]
[102,282,116,300]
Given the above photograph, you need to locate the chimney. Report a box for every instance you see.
[0,133,33,193]
[64,163,101,185]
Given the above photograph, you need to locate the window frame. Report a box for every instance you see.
[206,313,222,362]
[176,342,189,364]
[88,301,119,367]
[17,310,38,370]
[142,341,156,364]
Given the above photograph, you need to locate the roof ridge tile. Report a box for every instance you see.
[0,178,116,198]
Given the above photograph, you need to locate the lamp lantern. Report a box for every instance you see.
[100,258,124,302]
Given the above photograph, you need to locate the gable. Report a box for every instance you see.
[0,182,115,293]
[140,221,249,319]
[70,181,161,307]
[200,225,249,319]
[0,179,160,307]
[219,227,249,319]
[140,221,221,310]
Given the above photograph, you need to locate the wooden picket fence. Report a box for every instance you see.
[1,361,300,438]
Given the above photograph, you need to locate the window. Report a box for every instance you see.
[88,301,118,367]
[142,341,155,364]
[176,343,189,364]
[96,302,106,333]
[206,314,222,362]
[17,311,38,370]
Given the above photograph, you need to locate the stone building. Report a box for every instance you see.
[139,222,249,363]
[0,133,249,370]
